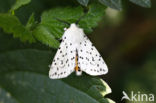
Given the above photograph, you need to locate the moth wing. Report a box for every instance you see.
[78,35,108,75]
[49,38,76,79]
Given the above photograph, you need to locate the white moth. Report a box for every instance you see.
[49,23,108,79]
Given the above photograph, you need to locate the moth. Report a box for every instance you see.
[49,23,108,79]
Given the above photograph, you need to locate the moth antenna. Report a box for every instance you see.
[54,18,70,26]
[75,14,86,25]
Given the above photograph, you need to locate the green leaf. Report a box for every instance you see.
[0,29,49,53]
[79,3,106,33]
[26,13,36,30]
[10,0,31,12]
[33,25,59,48]
[0,13,35,43]
[40,6,84,38]
[0,49,115,103]
[77,0,89,6]
[129,0,151,8]
[34,7,82,48]
[33,4,106,48]
[98,0,122,10]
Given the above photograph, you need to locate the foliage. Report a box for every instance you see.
[77,0,89,6]
[0,0,152,47]
[0,0,153,103]
[129,0,151,8]
[0,13,35,43]
[10,0,31,14]
[77,0,151,10]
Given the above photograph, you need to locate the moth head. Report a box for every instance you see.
[70,23,78,28]
[68,23,83,32]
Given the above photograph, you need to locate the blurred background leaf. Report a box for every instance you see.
[129,0,151,8]
[77,0,89,6]
[10,0,31,14]
[98,0,122,10]
[77,0,151,10]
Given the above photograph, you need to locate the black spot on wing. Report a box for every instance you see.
[92,57,95,61]
[61,60,63,64]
